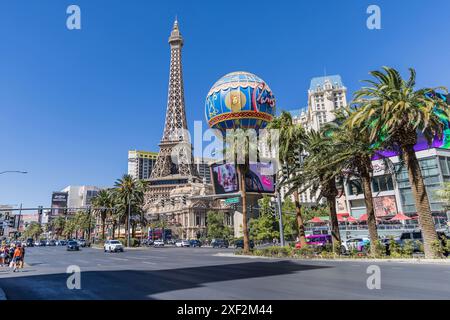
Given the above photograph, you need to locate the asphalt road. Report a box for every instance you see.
[0,246,449,300]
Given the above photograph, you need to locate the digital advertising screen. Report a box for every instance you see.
[211,162,276,195]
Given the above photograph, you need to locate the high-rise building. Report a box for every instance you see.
[128,150,158,180]
[60,185,102,212]
[291,75,347,131]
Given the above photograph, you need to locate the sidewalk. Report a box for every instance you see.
[214,252,450,265]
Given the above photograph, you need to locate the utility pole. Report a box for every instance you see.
[87,206,92,243]
[127,200,131,247]
[16,203,22,238]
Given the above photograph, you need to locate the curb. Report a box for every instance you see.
[214,253,450,265]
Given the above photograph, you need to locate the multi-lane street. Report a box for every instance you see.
[0,246,449,300]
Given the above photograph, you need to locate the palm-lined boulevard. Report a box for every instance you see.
[250,66,449,259]
[21,66,450,259]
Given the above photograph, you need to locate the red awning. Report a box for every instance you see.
[308,217,324,223]
[389,213,412,221]
[337,213,350,218]
[338,215,357,223]
[359,214,368,221]
[358,214,381,222]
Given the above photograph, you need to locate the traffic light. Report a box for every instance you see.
[161,199,165,207]
[294,149,304,166]
[182,195,187,205]
[8,216,15,228]
[282,164,289,177]
[171,198,175,206]
[268,204,276,217]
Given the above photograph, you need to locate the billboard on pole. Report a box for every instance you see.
[51,192,68,216]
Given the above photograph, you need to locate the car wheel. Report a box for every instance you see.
[340,246,347,255]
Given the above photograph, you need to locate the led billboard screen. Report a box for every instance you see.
[211,162,275,195]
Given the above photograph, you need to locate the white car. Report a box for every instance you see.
[341,237,369,254]
[153,240,164,247]
[175,240,190,247]
[104,240,124,253]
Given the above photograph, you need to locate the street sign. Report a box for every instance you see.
[225,197,240,204]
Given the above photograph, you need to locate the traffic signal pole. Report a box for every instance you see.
[276,189,285,247]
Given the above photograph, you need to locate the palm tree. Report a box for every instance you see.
[288,129,342,251]
[113,174,146,247]
[224,129,259,254]
[349,66,449,258]
[319,107,384,256]
[267,111,308,247]
[50,216,66,238]
[91,189,113,240]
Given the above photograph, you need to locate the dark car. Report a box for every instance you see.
[77,239,87,247]
[25,238,34,247]
[189,240,202,247]
[234,239,254,249]
[39,240,47,247]
[211,239,229,248]
[67,240,80,251]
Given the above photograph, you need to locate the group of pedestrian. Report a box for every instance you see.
[0,242,25,272]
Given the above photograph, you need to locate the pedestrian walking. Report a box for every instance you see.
[0,245,6,267]
[11,245,22,272]
[19,245,25,269]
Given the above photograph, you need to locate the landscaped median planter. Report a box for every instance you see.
[232,246,450,261]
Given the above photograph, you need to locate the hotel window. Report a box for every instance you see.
[348,179,363,195]
[440,156,449,175]
[372,175,394,192]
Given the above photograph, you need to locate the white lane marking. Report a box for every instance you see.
[142,261,156,265]
[109,257,129,261]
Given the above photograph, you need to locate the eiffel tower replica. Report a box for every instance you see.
[144,18,201,212]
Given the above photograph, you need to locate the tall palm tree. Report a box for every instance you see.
[224,129,259,254]
[50,216,66,238]
[91,189,114,240]
[319,107,385,256]
[288,129,342,251]
[349,66,449,258]
[267,111,307,247]
[113,174,146,247]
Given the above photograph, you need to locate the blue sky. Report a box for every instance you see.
[0,0,449,209]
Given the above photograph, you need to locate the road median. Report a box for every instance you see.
[214,252,450,265]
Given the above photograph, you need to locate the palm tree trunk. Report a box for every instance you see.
[237,164,250,254]
[402,144,440,258]
[359,161,379,257]
[101,217,106,240]
[325,180,340,252]
[293,190,306,247]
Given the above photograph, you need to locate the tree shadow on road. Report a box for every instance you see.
[0,260,330,300]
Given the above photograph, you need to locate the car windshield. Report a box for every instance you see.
[110,241,121,244]
[68,241,77,245]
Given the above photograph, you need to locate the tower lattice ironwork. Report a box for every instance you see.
[144,19,199,210]
[150,18,196,179]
